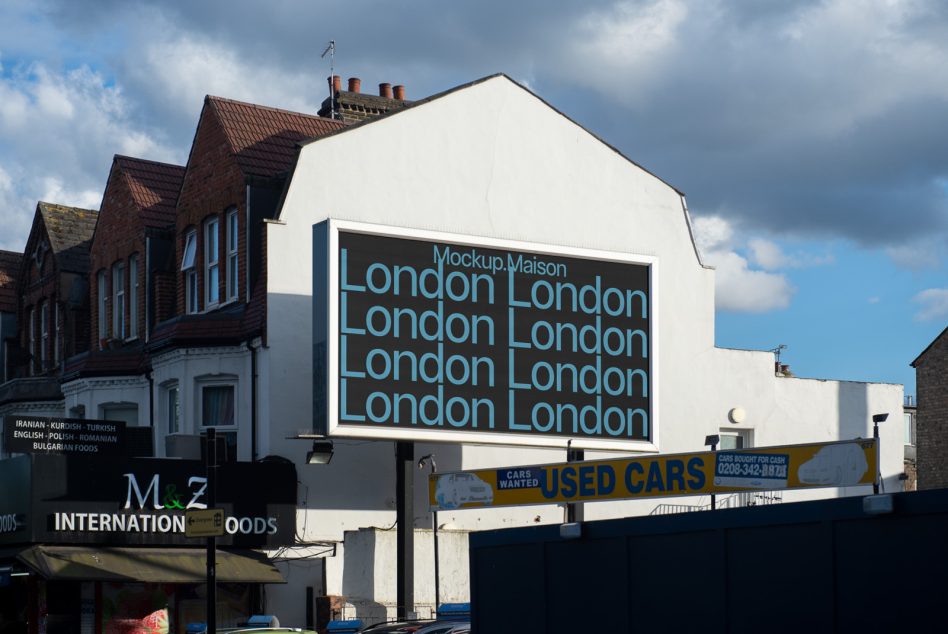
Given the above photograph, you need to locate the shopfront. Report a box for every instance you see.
[0,454,296,634]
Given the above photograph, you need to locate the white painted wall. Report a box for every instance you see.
[62,376,149,424]
[263,75,905,623]
[150,345,254,459]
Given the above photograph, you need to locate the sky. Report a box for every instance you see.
[0,0,945,397]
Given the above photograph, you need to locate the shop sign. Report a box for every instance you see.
[314,220,657,451]
[428,439,878,511]
[22,455,297,547]
[0,513,25,534]
[3,415,126,455]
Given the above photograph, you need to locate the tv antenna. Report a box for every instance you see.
[321,40,336,119]
[770,344,787,364]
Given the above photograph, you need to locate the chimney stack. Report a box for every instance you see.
[393,85,406,100]
[348,77,361,93]
[379,83,393,99]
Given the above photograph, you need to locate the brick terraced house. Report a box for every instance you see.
[0,202,96,425]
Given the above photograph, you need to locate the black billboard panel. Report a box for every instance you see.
[315,222,656,450]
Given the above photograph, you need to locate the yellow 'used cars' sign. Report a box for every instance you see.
[428,439,877,511]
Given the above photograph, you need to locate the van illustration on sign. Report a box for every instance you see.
[435,473,495,510]
[797,443,869,486]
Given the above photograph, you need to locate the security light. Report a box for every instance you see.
[704,434,720,447]
[872,413,888,424]
[306,439,334,465]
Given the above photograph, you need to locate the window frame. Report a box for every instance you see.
[204,217,220,308]
[165,383,181,435]
[182,230,198,314]
[112,261,125,340]
[719,429,753,450]
[28,306,35,376]
[198,377,238,463]
[54,302,61,367]
[226,208,239,302]
[40,301,49,372]
[129,254,139,339]
[97,270,107,344]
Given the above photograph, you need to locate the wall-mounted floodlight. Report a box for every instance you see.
[306,439,334,465]
[872,413,888,424]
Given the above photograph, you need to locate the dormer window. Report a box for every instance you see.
[181,230,198,314]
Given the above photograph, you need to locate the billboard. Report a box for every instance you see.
[427,439,878,511]
[314,220,657,450]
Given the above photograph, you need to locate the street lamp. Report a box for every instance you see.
[418,454,440,617]
[872,413,888,494]
[705,435,720,510]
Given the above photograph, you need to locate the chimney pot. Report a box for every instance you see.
[330,75,341,92]
[379,83,393,99]
[348,77,361,93]
[393,85,406,100]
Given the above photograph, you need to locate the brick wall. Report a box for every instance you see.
[916,331,948,489]
[175,106,247,319]
[18,232,59,377]
[90,165,147,348]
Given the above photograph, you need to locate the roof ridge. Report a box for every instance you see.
[206,94,345,125]
[114,154,186,171]
[37,200,99,213]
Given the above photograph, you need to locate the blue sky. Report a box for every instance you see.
[0,0,945,396]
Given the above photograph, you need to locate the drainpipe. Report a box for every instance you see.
[146,369,155,456]
[246,339,258,461]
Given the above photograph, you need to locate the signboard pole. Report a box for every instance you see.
[566,445,584,523]
[396,441,414,620]
[206,428,217,634]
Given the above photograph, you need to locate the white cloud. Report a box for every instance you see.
[748,238,834,270]
[913,288,948,321]
[885,241,942,270]
[691,215,733,253]
[692,215,796,312]
[129,33,323,119]
[567,0,688,106]
[0,59,179,251]
[868,296,881,304]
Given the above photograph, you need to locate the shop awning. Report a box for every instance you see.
[15,546,285,583]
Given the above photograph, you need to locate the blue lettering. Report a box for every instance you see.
[624,462,644,494]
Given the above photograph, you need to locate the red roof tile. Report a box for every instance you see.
[114,156,186,229]
[0,250,22,313]
[207,96,346,177]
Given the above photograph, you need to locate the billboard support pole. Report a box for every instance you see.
[566,444,584,523]
[396,441,414,620]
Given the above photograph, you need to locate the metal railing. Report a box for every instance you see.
[649,491,782,515]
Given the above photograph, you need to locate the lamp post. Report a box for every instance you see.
[417,454,440,617]
[204,428,218,634]
[704,434,720,510]
[872,413,888,494]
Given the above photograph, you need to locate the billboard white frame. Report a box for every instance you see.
[314,219,660,451]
